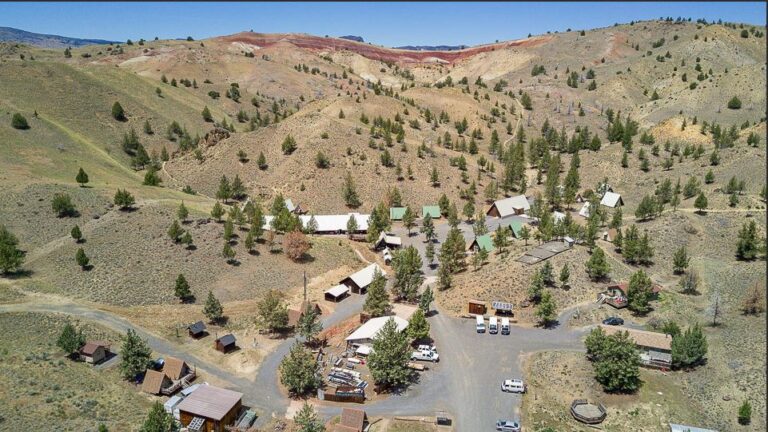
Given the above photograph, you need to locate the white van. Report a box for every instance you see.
[501,317,510,335]
[476,315,485,333]
[489,316,498,334]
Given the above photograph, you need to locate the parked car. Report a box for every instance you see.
[602,316,624,326]
[501,317,510,335]
[489,316,498,334]
[411,349,439,362]
[476,315,485,333]
[417,344,437,354]
[495,419,521,432]
[500,379,526,393]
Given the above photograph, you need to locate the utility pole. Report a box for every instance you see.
[303,270,307,303]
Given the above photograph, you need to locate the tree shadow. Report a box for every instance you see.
[3,269,34,279]
[181,295,197,304]
[186,245,197,251]
[296,254,316,264]
[227,260,241,267]
[247,249,260,256]
[81,264,94,272]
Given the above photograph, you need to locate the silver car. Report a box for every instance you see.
[495,419,521,432]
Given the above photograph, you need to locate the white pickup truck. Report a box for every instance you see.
[411,349,440,362]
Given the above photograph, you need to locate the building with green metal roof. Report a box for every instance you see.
[508,220,524,238]
[390,207,406,221]
[422,205,441,219]
[469,234,494,252]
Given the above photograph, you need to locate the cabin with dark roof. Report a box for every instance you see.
[187,321,207,338]
[215,334,237,353]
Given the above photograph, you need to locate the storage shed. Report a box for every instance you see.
[340,263,386,294]
[79,341,110,365]
[214,334,237,353]
[422,205,441,219]
[177,385,243,432]
[325,284,350,302]
[468,300,487,315]
[389,207,406,221]
[469,234,494,252]
[188,321,207,338]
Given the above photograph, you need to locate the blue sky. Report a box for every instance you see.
[1,2,764,46]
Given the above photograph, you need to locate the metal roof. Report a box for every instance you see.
[325,284,350,298]
[163,356,188,380]
[471,234,494,252]
[421,205,441,218]
[263,213,370,232]
[389,207,407,220]
[599,325,672,351]
[216,334,236,346]
[600,191,623,208]
[188,321,206,334]
[669,423,718,432]
[345,316,408,342]
[177,385,242,421]
[341,263,386,289]
[491,195,530,217]
[508,220,524,237]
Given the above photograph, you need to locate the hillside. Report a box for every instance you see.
[0,26,117,48]
[0,17,765,431]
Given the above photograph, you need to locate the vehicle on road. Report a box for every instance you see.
[476,315,485,333]
[602,316,624,326]
[411,349,440,362]
[500,379,526,393]
[489,316,498,334]
[495,419,521,431]
[501,317,510,335]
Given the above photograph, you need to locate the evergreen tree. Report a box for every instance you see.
[257,152,268,170]
[257,289,289,332]
[535,291,557,327]
[587,329,641,393]
[694,192,708,213]
[391,246,423,302]
[167,220,183,242]
[342,172,361,208]
[222,242,236,263]
[559,263,570,288]
[419,285,434,314]
[75,168,89,187]
[111,102,126,121]
[70,225,83,243]
[174,274,191,302]
[420,213,435,242]
[282,134,298,154]
[180,231,193,249]
[363,269,390,317]
[0,225,24,274]
[627,270,653,314]
[738,400,752,425]
[527,269,544,302]
[139,401,177,432]
[75,248,89,269]
[425,241,435,267]
[177,202,189,222]
[202,290,223,323]
[671,323,708,369]
[119,329,152,380]
[52,193,77,217]
[201,106,213,122]
[585,247,610,280]
[520,225,530,245]
[57,321,85,357]
[672,246,689,274]
[368,317,412,388]
[210,201,225,221]
[294,402,325,432]
[297,303,323,344]
[114,189,135,210]
[216,175,232,202]
[736,220,759,260]
[279,342,320,396]
[402,206,417,236]
[407,308,430,341]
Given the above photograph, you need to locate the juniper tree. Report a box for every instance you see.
[57,321,85,357]
[119,329,152,380]
[75,248,89,269]
[202,290,223,323]
[0,225,24,274]
[167,220,183,242]
[52,193,76,217]
[70,225,83,243]
[419,285,434,314]
[111,102,126,121]
[627,270,653,314]
[406,308,430,341]
[279,342,320,396]
[174,274,191,302]
[672,246,689,274]
[585,247,610,280]
[75,168,89,187]
[210,201,225,222]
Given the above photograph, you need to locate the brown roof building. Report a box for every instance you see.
[334,408,368,432]
[79,341,110,365]
[598,325,673,368]
[141,369,172,395]
[177,385,243,432]
[163,356,190,381]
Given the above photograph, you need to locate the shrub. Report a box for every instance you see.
[11,113,29,130]
[727,96,742,109]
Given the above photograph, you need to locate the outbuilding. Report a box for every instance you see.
[600,191,624,208]
[468,300,487,315]
[469,234,494,252]
[422,205,441,219]
[340,263,386,294]
[487,195,530,218]
[508,220,524,238]
[389,207,406,221]
[578,202,591,218]
[214,334,237,353]
[324,284,350,302]
[79,341,110,365]
[187,321,207,338]
[142,369,172,395]
[345,316,408,347]
[334,407,369,432]
[602,228,619,242]
[668,423,718,432]
[374,232,402,250]
[177,385,243,432]
[492,301,514,316]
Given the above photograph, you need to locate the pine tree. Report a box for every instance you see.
[671,323,708,369]
[364,269,390,317]
[180,231,193,249]
[119,328,152,380]
[736,220,759,260]
[407,308,430,341]
[419,285,434,314]
[174,274,191,302]
[342,172,361,208]
[210,202,225,222]
[202,290,223,323]
[297,303,323,344]
[139,401,176,432]
[75,248,89,269]
[672,246,689,274]
[0,225,24,274]
[279,342,319,396]
[75,168,89,187]
[167,220,183,242]
[391,246,423,302]
[535,291,557,327]
[368,317,412,388]
[585,247,610,280]
[294,402,325,432]
[201,106,213,122]
[559,263,570,288]
[216,175,232,202]
[627,270,653,314]
[70,225,83,243]
[177,202,189,222]
[222,242,236,263]
[420,213,435,242]
[257,152,268,170]
[694,192,708,213]
[111,102,126,121]
[114,189,135,210]
[738,400,752,425]
[402,206,417,235]
[57,321,85,357]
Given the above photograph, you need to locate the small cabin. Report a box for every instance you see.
[215,334,237,353]
[187,321,207,338]
[79,341,110,365]
[468,300,487,315]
